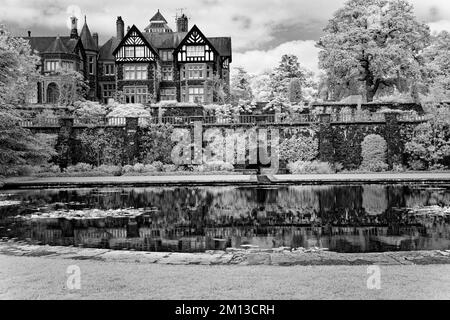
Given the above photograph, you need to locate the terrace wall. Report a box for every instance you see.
[28,112,424,171]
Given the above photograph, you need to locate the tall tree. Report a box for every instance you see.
[317,0,430,102]
[231,67,253,103]
[0,25,53,175]
[422,31,450,101]
[270,54,311,99]
[289,78,303,103]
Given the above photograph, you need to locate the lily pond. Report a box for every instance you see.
[0,184,449,253]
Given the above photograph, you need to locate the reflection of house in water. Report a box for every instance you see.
[2,184,450,253]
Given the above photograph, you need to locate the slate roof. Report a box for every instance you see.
[208,37,232,59]
[98,37,120,60]
[24,36,80,55]
[143,32,188,49]
[80,19,98,51]
[98,26,232,61]
[150,10,167,23]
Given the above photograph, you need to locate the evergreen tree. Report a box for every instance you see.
[231,66,253,103]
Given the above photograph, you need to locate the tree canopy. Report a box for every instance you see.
[318,0,431,102]
[0,25,54,175]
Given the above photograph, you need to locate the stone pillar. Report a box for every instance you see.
[318,114,334,163]
[384,112,401,168]
[56,117,74,170]
[125,117,139,164]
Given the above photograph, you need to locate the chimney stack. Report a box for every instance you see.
[27,30,31,37]
[176,14,189,32]
[93,32,99,49]
[116,16,124,40]
[70,16,78,39]
[127,26,131,33]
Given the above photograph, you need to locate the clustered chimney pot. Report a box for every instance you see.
[70,16,78,39]
[177,14,189,33]
[93,32,99,49]
[116,16,124,41]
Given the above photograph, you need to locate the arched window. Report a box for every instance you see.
[47,83,59,104]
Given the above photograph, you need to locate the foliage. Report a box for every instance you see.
[0,24,40,107]
[289,78,303,103]
[57,70,89,106]
[421,31,450,102]
[0,25,56,175]
[264,96,291,114]
[280,131,319,163]
[269,54,315,103]
[77,128,126,166]
[203,161,234,172]
[405,105,450,169]
[360,134,389,172]
[231,67,253,103]
[318,0,431,102]
[204,75,230,104]
[107,103,151,118]
[0,111,57,175]
[73,100,108,122]
[138,124,175,164]
[287,161,335,174]
[250,72,272,102]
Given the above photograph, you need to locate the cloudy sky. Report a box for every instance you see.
[2,0,450,76]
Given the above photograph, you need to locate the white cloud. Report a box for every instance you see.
[428,20,450,34]
[233,40,320,76]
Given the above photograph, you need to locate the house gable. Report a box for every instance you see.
[112,25,158,62]
[175,25,219,63]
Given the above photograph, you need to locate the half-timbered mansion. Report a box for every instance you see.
[25,10,232,104]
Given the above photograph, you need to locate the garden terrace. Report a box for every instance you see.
[18,112,431,129]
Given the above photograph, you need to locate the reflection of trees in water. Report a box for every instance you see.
[4,185,450,230]
[2,185,450,253]
[362,185,388,216]
[405,188,450,208]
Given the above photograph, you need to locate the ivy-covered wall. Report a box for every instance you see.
[48,115,419,170]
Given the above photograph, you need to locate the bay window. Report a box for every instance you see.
[181,64,205,80]
[124,86,148,104]
[162,67,173,81]
[45,60,58,72]
[124,64,148,80]
[104,64,115,76]
[181,87,204,103]
[160,88,176,101]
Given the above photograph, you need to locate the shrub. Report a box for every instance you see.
[143,164,157,173]
[152,161,164,172]
[163,164,177,172]
[73,101,107,121]
[16,165,35,176]
[97,165,122,176]
[138,124,175,165]
[360,135,388,172]
[280,131,318,163]
[133,163,145,173]
[204,161,234,172]
[107,103,151,118]
[65,163,93,173]
[332,163,344,172]
[122,165,134,174]
[405,106,450,170]
[287,161,335,174]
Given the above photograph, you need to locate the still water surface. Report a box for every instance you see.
[1,185,449,253]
